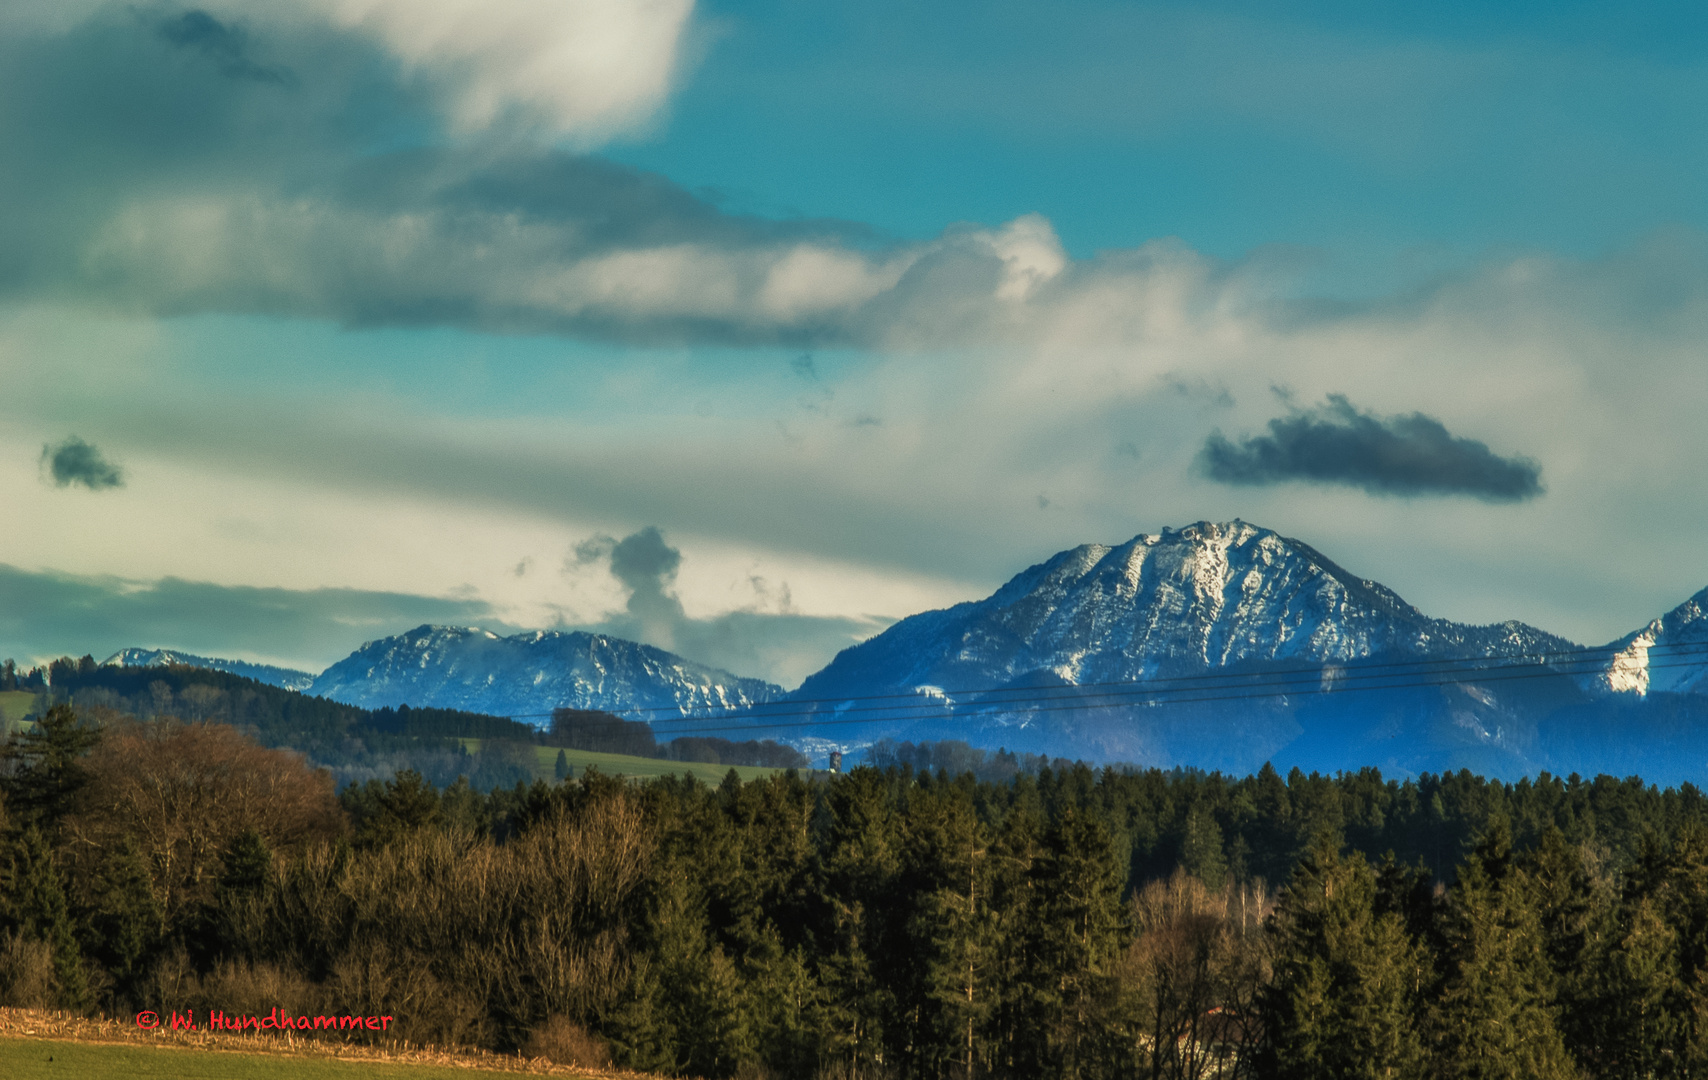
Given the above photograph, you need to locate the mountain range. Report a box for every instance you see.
[304,624,781,719]
[103,647,317,691]
[780,521,1708,780]
[104,520,1708,782]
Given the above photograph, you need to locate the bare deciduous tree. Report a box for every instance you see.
[64,719,343,925]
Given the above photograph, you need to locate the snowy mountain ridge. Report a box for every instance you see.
[773,519,1708,779]
[1589,587,1708,698]
[97,520,1708,779]
[795,519,1577,703]
[307,624,782,720]
[101,647,317,691]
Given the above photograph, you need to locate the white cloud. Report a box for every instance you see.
[305,0,695,138]
[987,214,1067,302]
[11,0,693,142]
[9,220,1708,672]
[757,245,911,322]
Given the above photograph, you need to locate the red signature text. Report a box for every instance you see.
[136,1007,393,1033]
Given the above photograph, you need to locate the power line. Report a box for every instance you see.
[510,636,1705,719]
[609,653,1708,738]
[503,638,1708,738]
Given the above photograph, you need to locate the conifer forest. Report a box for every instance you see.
[10,695,1708,1079]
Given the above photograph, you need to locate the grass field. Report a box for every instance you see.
[0,1037,574,1079]
[1,689,37,733]
[0,1008,606,1079]
[461,739,789,785]
[1,689,36,721]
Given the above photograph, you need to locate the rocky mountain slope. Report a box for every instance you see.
[102,648,316,691]
[796,520,1571,698]
[776,521,1708,781]
[1588,587,1708,698]
[101,521,1708,783]
[307,624,782,719]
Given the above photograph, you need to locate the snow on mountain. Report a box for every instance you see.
[105,522,1708,779]
[1589,587,1708,697]
[308,625,782,722]
[102,648,316,691]
[772,520,1614,776]
[796,520,1574,703]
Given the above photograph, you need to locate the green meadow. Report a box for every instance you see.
[0,1037,577,1080]
[460,739,790,785]
[0,690,36,731]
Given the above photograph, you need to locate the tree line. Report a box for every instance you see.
[550,708,807,769]
[14,659,806,784]
[10,705,1708,1077]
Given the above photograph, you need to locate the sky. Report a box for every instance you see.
[3,0,1707,688]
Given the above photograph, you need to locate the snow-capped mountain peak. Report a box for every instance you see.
[1591,587,1708,698]
[796,520,1573,703]
[102,648,316,691]
[308,624,782,721]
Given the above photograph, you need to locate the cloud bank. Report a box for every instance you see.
[0,563,496,670]
[568,527,886,687]
[0,8,1173,347]
[1197,395,1544,502]
[3,3,1707,658]
[20,0,695,138]
[41,436,124,490]
[310,0,695,138]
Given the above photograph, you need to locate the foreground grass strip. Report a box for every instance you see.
[0,1009,628,1078]
[0,1038,541,1080]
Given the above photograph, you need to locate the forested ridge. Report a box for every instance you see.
[8,701,1708,1077]
[4,656,804,785]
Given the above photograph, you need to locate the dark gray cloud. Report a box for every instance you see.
[0,564,497,671]
[157,10,293,85]
[1197,394,1543,501]
[0,9,1042,348]
[568,527,886,687]
[608,526,688,641]
[41,435,124,490]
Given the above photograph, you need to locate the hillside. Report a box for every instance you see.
[310,625,782,719]
[42,664,797,789]
[772,520,1708,781]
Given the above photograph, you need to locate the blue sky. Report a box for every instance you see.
[628,1,1708,278]
[2,0,1706,685]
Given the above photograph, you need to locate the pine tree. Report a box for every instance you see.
[1522,827,1604,1067]
[985,800,1041,1079]
[555,749,571,781]
[1017,803,1122,1080]
[1247,762,1294,885]
[903,783,998,1078]
[1429,823,1579,1080]
[1262,842,1427,1080]
[1586,894,1682,1079]
[1181,803,1229,892]
[0,704,100,828]
[357,769,444,846]
[1,826,90,1010]
[1654,823,1708,1076]
[82,835,163,1001]
[810,770,903,1079]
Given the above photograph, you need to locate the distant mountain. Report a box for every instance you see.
[102,648,316,691]
[1587,587,1708,698]
[778,521,1708,782]
[122,522,1708,783]
[309,625,782,721]
[797,520,1570,697]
